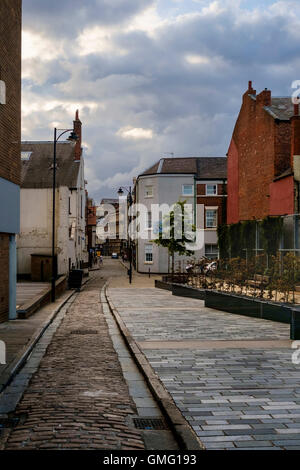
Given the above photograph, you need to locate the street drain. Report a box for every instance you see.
[133,418,167,430]
[71,330,98,335]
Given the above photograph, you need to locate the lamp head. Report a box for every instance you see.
[68,131,79,142]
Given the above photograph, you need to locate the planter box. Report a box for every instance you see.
[155,280,173,291]
[172,284,206,300]
[205,290,292,324]
[205,290,300,339]
[291,309,300,340]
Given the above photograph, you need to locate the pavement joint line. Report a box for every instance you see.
[137,339,293,350]
[0,279,92,395]
[104,283,205,451]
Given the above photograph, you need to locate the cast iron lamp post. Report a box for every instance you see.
[117,186,133,284]
[51,128,78,302]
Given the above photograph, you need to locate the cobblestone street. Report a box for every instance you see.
[2,269,145,450]
[108,282,300,450]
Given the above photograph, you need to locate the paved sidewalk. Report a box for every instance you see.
[108,285,300,450]
[3,272,145,450]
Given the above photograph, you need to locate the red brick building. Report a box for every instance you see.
[227,81,298,225]
[0,1,22,323]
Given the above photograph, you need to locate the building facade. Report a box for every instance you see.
[17,112,88,279]
[0,0,22,322]
[134,157,227,273]
[97,198,126,256]
[227,82,300,253]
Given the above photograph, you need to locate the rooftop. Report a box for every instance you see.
[21,141,80,189]
[140,157,227,179]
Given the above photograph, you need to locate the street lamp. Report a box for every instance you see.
[118,186,133,284]
[51,127,78,302]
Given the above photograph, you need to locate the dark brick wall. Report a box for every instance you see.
[227,86,293,222]
[0,0,22,323]
[197,183,227,226]
[0,0,22,185]
[0,234,9,323]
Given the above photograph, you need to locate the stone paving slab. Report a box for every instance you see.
[108,286,300,450]
[109,288,289,342]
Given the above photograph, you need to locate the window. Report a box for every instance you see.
[145,186,153,198]
[21,151,32,161]
[205,244,219,259]
[145,244,153,263]
[147,211,152,229]
[182,184,193,196]
[206,209,218,228]
[69,197,71,215]
[206,184,217,195]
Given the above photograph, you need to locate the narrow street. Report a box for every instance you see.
[2,259,300,451]
[1,262,177,450]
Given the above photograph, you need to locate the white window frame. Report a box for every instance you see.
[145,186,153,198]
[145,244,153,264]
[206,184,218,196]
[206,208,218,228]
[182,184,194,196]
[205,244,219,259]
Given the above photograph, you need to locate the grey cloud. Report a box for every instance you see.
[22,1,300,200]
[23,0,155,37]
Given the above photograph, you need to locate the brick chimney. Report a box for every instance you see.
[73,109,82,161]
[248,80,256,95]
[257,88,271,107]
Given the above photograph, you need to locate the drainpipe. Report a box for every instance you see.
[9,235,17,320]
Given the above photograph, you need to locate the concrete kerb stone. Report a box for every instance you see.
[0,277,92,395]
[104,284,205,451]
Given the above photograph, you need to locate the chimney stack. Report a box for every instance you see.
[257,88,271,107]
[73,109,82,161]
[291,105,300,158]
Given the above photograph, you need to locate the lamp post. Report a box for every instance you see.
[118,186,133,284]
[51,127,78,302]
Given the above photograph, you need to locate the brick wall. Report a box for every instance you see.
[0,0,22,322]
[0,234,9,323]
[227,85,293,223]
[0,0,22,185]
[197,183,227,227]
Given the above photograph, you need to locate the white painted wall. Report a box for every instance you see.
[17,159,88,276]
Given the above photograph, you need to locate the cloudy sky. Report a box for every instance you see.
[22,0,300,203]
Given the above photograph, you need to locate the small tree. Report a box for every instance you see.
[153,200,195,274]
